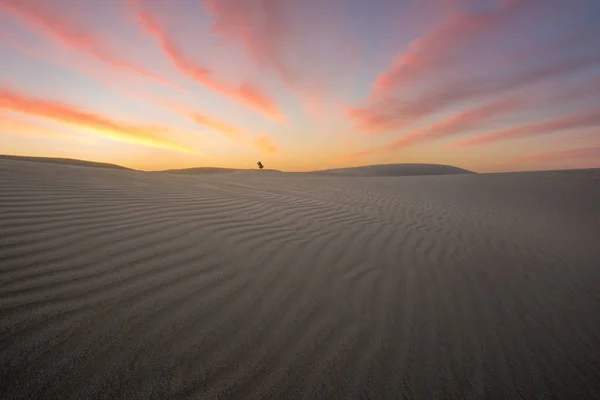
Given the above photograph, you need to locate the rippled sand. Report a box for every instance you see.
[1,159,599,399]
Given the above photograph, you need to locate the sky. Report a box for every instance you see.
[0,0,599,172]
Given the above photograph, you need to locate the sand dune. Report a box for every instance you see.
[0,154,132,170]
[1,158,599,399]
[314,163,473,177]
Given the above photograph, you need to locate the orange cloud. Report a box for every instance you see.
[252,134,278,154]
[126,92,278,153]
[191,113,278,153]
[189,113,243,142]
[515,145,600,164]
[131,4,282,121]
[454,110,600,147]
[0,0,176,88]
[1,112,68,138]
[0,87,195,153]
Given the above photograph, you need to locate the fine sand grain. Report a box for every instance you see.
[1,159,599,399]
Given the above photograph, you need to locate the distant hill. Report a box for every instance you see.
[160,167,282,175]
[0,155,132,170]
[1,156,472,177]
[313,163,474,177]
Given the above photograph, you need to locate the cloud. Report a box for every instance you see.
[204,0,295,86]
[0,0,176,88]
[515,146,600,164]
[331,147,381,164]
[339,95,523,161]
[190,112,278,153]
[353,51,600,134]
[388,96,521,150]
[189,113,244,142]
[203,0,356,110]
[350,0,600,134]
[372,1,525,96]
[252,134,278,154]
[144,96,279,153]
[131,4,282,121]
[1,112,69,139]
[454,109,600,147]
[0,87,196,153]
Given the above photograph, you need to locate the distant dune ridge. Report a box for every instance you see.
[0,154,471,176]
[1,157,600,399]
[0,154,132,170]
[313,163,474,177]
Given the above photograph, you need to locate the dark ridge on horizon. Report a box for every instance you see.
[0,154,133,170]
[313,163,474,177]
[2,155,596,176]
[159,164,473,177]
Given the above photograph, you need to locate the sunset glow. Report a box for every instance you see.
[1,0,599,171]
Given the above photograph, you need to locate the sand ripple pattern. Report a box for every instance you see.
[1,160,600,399]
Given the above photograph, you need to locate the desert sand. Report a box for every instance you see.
[1,158,599,399]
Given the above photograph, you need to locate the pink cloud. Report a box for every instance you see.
[131,3,282,121]
[515,146,600,165]
[454,109,600,147]
[350,0,600,134]
[388,96,521,150]
[0,0,176,88]
[204,0,295,87]
[332,147,381,163]
[372,0,525,96]
[203,0,356,112]
[355,52,600,134]
[338,95,522,161]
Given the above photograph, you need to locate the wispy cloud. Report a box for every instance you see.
[0,87,196,153]
[372,1,524,96]
[1,112,69,139]
[350,0,600,134]
[338,95,523,161]
[131,2,282,121]
[514,145,600,165]
[204,0,345,88]
[352,52,600,134]
[204,0,295,86]
[389,97,521,149]
[454,109,600,147]
[203,0,356,112]
[143,96,279,153]
[190,112,278,153]
[0,0,176,88]
[252,134,278,154]
[189,113,241,140]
